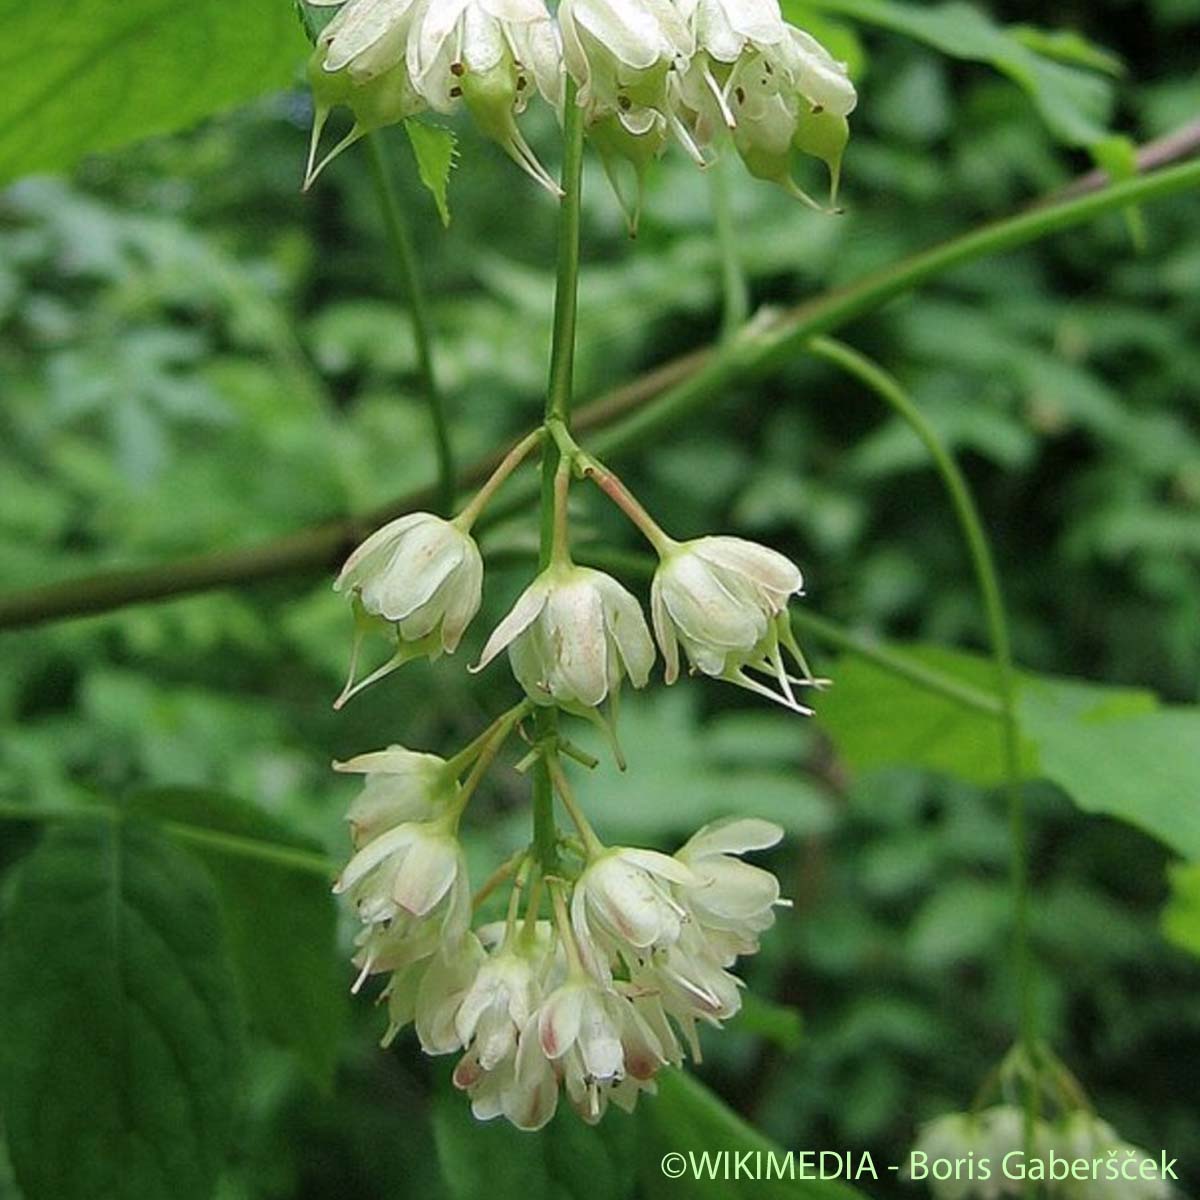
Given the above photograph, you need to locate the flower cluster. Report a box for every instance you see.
[330,433,823,722]
[335,729,790,1128]
[327,427,820,1128]
[911,1107,1173,1200]
[302,0,856,224]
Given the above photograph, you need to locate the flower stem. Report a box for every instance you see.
[449,702,529,819]
[810,335,1036,1171]
[549,877,586,977]
[455,429,543,529]
[365,133,455,517]
[472,847,528,913]
[551,454,573,564]
[445,699,532,779]
[544,750,605,859]
[533,79,587,880]
[579,451,675,555]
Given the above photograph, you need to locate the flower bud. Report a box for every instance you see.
[560,0,693,130]
[333,512,484,706]
[651,534,822,710]
[334,814,468,928]
[571,846,696,973]
[407,0,562,194]
[473,564,654,712]
[333,745,457,849]
[674,817,788,954]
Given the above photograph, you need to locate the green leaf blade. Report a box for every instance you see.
[0,0,308,184]
[405,120,459,227]
[0,819,243,1200]
[127,787,347,1087]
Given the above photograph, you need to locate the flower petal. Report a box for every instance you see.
[692,535,802,598]
[679,816,784,859]
[472,576,551,672]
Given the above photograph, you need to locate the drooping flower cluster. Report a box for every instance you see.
[328,366,821,1131]
[301,0,856,224]
[334,727,791,1128]
[911,1105,1174,1200]
[331,432,823,722]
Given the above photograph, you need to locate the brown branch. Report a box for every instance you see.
[1041,117,1200,205]
[3,153,1200,632]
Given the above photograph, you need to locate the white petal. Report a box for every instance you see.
[784,27,857,116]
[325,0,419,73]
[691,536,802,598]
[543,575,610,706]
[650,572,680,684]
[619,847,700,886]
[472,576,551,672]
[539,983,585,1059]
[393,834,461,916]
[334,512,428,593]
[359,520,467,622]
[577,991,624,1081]
[661,553,765,648]
[334,822,418,893]
[688,857,781,921]
[595,572,655,687]
[679,816,784,859]
[439,538,484,652]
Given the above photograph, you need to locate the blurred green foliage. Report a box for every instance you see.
[1,0,1199,1198]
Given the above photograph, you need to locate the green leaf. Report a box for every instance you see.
[817,642,1200,860]
[795,0,1116,146]
[815,644,1036,787]
[0,0,308,184]
[640,1072,866,1199]
[406,120,459,227]
[1162,863,1200,958]
[1022,692,1200,860]
[0,819,243,1200]
[126,787,346,1087]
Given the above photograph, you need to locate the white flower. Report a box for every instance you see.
[333,512,484,705]
[571,846,697,973]
[651,535,822,711]
[538,976,667,1122]
[455,940,546,1070]
[781,26,858,116]
[332,745,457,848]
[406,0,563,193]
[671,0,786,134]
[312,0,422,81]
[1056,1114,1172,1200]
[473,564,654,711]
[559,0,693,131]
[674,817,788,955]
[336,511,483,645]
[642,925,742,1058]
[454,1016,561,1128]
[334,814,469,928]
[381,932,486,1050]
[908,1113,979,1200]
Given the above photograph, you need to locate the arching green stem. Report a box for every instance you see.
[809,335,1036,1176]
